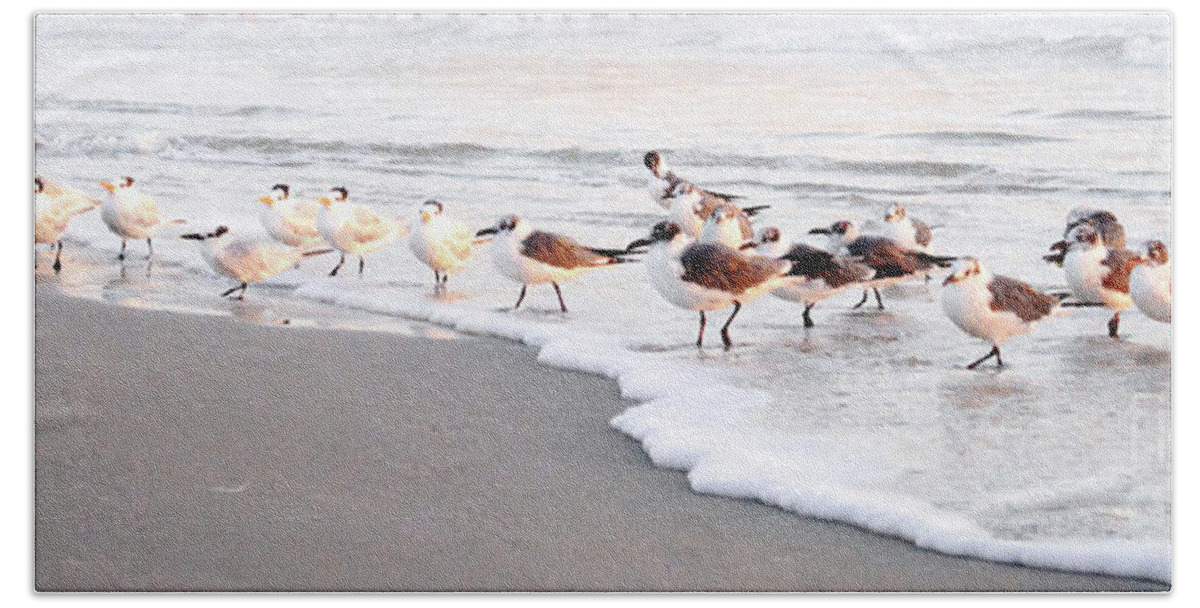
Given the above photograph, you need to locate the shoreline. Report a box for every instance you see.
[34,284,1166,591]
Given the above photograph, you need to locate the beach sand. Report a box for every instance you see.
[34,285,1165,592]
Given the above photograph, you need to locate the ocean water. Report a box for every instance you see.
[35,13,1172,583]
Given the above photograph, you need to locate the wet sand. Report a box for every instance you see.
[34,285,1165,591]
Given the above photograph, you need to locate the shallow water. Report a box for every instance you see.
[35,13,1171,582]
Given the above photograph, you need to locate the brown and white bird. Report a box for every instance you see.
[35,176,102,273]
[809,220,955,310]
[878,203,934,252]
[750,227,876,328]
[1060,224,1145,338]
[1044,207,1126,265]
[941,258,1060,369]
[669,182,768,241]
[644,150,745,208]
[476,215,636,313]
[627,221,798,349]
[1130,240,1171,323]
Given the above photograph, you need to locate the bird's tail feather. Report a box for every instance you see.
[916,252,957,268]
[301,248,336,257]
[740,205,771,216]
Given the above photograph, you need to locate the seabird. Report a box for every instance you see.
[626,221,796,349]
[879,203,933,252]
[699,202,756,249]
[407,199,483,292]
[180,226,332,300]
[669,181,768,241]
[316,186,403,277]
[1130,240,1171,323]
[809,219,955,310]
[258,183,324,247]
[476,214,636,313]
[35,176,102,273]
[941,258,1060,369]
[750,227,876,328]
[99,176,185,262]
[1059,224,1145,338]
[1044,207,1126,265]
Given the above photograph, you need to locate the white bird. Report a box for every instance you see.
[699,203,756,249]
[35,177,102,273]
[316,186,403,277]
[1061,224,1145,338]
[99,176,183,261]
[407,200,481,292]
[643,150,745,208]
[941,258,1060,369]
[809,219,955,310]
[877,203,934,252]
[475,215,635,313]
[180,225,330,300]
[258,183,323,247]
[750,227,875,328]
[1130,240,1171,323]
[626,221,797,349]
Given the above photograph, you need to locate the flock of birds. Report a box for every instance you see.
[35,149,1171,369]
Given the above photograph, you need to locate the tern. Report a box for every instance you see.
[316,187,403,277]
[181,226,331,300]
[407,200,483,292]
[35,177,102,273]
[258,183,323,247]
[99,176,184,261]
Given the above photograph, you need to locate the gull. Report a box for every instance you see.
[1130,240,1171,323]
[475,215,636,313]
[698,202,756,249]
[750,227,876,328]
[99,176,184,261]
[941,258,1060,369]
[181,225,331,300]
[1044,207,1126,265]
[407,200,483,292]
[35,177,102,273]
[316,186,403,277]
[669,181,768,241]
[644,149,758,209]
[809,219,955,310]
[1060,224,1145,338]
[878,203,933,252]
[626,221,796,350]
[258,183,323,247]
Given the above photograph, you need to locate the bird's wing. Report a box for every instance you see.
[343,205,395,244]
[1100,247,1145,293]
[282,202,322,239]
[988,275,1057,322]
[680,244,787,294]
[131,191,163,227]
[521,231,611,269]
[448,222,475,261]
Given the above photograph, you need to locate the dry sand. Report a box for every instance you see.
[34,286,1165,591]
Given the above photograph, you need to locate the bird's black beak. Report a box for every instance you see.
[808,227,831,235]
[1047,240,1069,252]
[180,233,206,241]
[475,227,498,237]
[626,237,654,252]
[739,241,758,251]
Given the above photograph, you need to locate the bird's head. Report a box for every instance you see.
[35,177,44,193]
[943,257,985,286]
[1142,240,1169,266]
[476,214,519,237]
[419,199,444,224]
[120,176,135,188]
[270,183,290,200]
[627,221,682,251]
[884,203,907,223]
[1069,224,1101,248]
[755,226,782,245]
[809,219,858,243]
[330,186,348,201]
[644,150,663,176]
